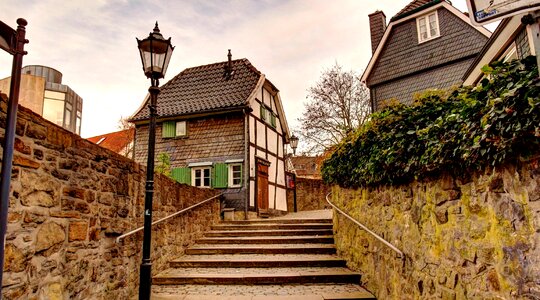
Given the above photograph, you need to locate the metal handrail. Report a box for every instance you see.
[326,192,404,259]
[116,193,224,243]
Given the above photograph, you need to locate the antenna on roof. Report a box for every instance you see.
[224,49,234,79]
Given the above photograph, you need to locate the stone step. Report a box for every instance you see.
[220,218,332,224]
[206,229,334,237]
[170,254,347,268]
[185,244,336,255]
[153,267,361,285]
[211,223,333,231]
[197,235,334,244]
[152,283,376,299]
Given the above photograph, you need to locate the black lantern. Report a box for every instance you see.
[136,22,173,300]
[290,135,299,155]
[137,22,174,80]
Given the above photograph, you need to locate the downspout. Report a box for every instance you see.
[243,108,250,220]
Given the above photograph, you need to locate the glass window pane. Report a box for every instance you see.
[44,90,65,100]
[64,109,71,127]
[43,99,64,126]
[176,121,186,136]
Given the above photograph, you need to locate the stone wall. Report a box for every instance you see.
[287,177,331,212]
[0,94,221,299]
[331,162,540,299]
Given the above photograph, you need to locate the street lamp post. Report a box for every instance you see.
[289,135,299,155]
[288,135,299,212]
[136,22,174,300]
[0,18,28,299]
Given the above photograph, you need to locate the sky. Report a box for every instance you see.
[0,0,494,140]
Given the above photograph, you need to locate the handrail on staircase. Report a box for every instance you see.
[116,193,224,243]
[326,192,404,259]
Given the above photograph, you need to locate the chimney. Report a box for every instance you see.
[225,49,234,79]
[368,10,386,54]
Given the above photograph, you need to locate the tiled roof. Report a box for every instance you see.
[131,59,262,121]
[394,0,437,19]
[87,128,134,153]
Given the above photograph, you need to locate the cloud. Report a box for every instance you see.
[0,0,481,138]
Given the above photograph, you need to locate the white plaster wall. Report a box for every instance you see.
[249,116,255,144]
[249,181,255,206]
[256,121,266,148]
[263,88,272,107]
[268,154,277,184]
[267,130,278,155]
[249,146,256,177]
[275,188,287,211]
[277,160,285,186]
[269,187,275,209]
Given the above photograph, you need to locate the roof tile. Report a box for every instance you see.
[131,59,262,121]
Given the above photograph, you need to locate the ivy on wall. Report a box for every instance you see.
[322,56,540,188]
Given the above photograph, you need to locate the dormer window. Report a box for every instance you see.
[417,11,440,43]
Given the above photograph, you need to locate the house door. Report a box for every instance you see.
[257,161,269,217]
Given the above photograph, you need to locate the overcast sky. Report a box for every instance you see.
[0,0,491,139]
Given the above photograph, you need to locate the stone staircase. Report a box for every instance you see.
[152,217,375,299]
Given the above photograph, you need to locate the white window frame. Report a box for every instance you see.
[416,11,440,43]
[192,167,211,188]
[175,121,187,137]
[228,163,243,188]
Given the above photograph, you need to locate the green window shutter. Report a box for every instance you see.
[162,121,176,138]
[172,167,191,185]
[212,163,228,188]
[260,105,266,121]
[270,113,276,128]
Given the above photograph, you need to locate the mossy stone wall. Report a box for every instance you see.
[332,162,540,299]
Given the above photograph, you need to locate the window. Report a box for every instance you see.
[417,11,439,43]
[43,90,65,126]
[163,121,187,138]
[228,164,242,187]
[260,104,277,128]
[192,167,211,188]
[175,121,186,136]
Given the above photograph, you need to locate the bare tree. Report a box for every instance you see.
[298,63,371,154]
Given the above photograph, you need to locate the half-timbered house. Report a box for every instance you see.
[130,52,292,217]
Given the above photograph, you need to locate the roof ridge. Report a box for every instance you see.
[184,58,250,72]
[393,0,439,19]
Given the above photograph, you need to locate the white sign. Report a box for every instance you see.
[466,0,540,25]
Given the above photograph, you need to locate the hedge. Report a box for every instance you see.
[322,56,540,188]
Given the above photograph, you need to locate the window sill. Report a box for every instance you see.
[418,35,441,44]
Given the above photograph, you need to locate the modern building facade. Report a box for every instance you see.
[0,65,83,134]
[362,0,491,111]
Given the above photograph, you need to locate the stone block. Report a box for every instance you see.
[33,148,43,160]
[69,221,88,242]
[21,191,58,208]
[62,198,90,214]
[62,187,85,200]
[13,155,40,169]
[35,222,65,253]
[4,244,26,272]
[14,138,31,155]
[25,123,47,140]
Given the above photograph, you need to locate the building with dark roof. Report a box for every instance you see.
[130,53,292,217]
[362,0,491,111]
[87,128,135,158]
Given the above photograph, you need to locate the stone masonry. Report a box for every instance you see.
[287,177,331,212]
[0,94,220,299]
[331,161,540,299]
